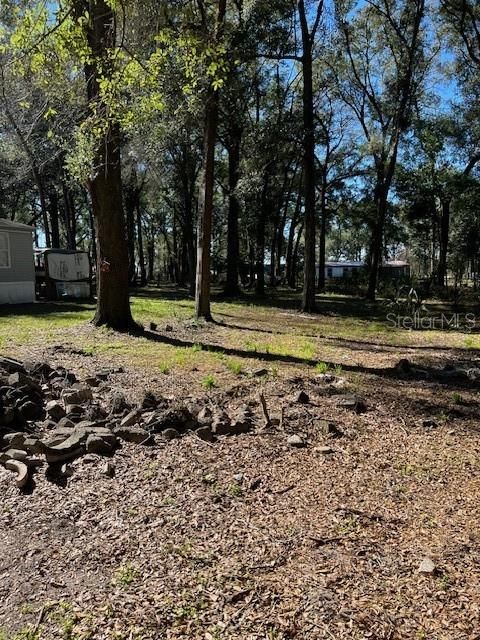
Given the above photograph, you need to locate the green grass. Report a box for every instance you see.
[315,361,328,374]
[226,360,243,376]
[113,563,139,588]
[202,374,216,389]
[0,288,473,389]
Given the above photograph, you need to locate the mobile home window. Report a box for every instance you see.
[0,232,10,268]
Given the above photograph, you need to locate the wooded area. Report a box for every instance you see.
[1,4,480,638]
[1,0,479,327]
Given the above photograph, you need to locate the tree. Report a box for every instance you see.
[335,0,427,300]
[195,0,228,321]
[68,0,135,329]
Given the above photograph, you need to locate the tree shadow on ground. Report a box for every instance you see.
[138,328,480,391]
[0,301,94,317]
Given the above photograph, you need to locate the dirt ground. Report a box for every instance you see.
[1,299,480,640]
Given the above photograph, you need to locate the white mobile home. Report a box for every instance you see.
[0,219,35,304]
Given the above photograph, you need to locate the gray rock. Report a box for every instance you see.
[86,434,114,455]
[111,392,128,414]
[252,368,269,377]
[0,407,15,426]
[60,463,74,477]
[41,419,58,430]
[149,404,195,433]
[43,424,114,463]
[337,395,367,414]
[120,410,140,427]
[315,445,334,455]
[17,400,43,420]
[195,426,213,442]
[2,432,26,448]
[61,386,92,405]
[113,425,152,444]
[287,434,305,448]
[45,400,66,421]
[294,390,309,404]
[65,404,84,417]
[102,460,116,477]
[23,437,42,454]
[317,420,342,437]
[7,372,29,388]
[4,459,29,488]
[418,557,436,575]
[197,406,213,425]
[315,373,336,383]
[57,417,75,429]
[85,377,100,387]
[162,428,180,440]
[3,448,28,462]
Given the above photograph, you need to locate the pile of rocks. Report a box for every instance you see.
[0,357,256,490]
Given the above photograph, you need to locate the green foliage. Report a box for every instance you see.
[202,374,216,389]
[113,563,139,587]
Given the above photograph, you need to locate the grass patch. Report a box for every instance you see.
[226,360,243,376]
[113,563,139,588]
[202,374,216,390]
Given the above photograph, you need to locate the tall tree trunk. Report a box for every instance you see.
[136,200,147,286]
[89,201,97,268]
[224,128,242,296]
[437,197,450,287]
[195,98,215,307]
[48,189,60,249]
[298,0,317,312]
[367,186,387,301]
[317,170,328,292]
[61,180,77,249]
[255,176,271,296]
[195,0,227,320]
[255,212,266,296]
[76,0,134,329]
[286,188,302,288]
[125,188,137,285]
[292,221,305,289]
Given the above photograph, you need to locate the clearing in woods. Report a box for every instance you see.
[0,288,479,639]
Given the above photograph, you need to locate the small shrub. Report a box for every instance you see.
[113,563,139,587]
[316,361,328,374]
[227,361,243,376]
[228,483,243,497]
[159,363,170,375]
[202,374,216,389]
[452,392,463,405]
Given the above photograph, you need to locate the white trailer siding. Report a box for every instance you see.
[0,221,35,304]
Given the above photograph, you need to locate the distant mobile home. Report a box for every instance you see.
[322,260,410,280]
[0,219,35,304]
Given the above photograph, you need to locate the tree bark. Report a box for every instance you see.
[61,179,77,250]
[48,189,60,249]
[298,0,318,312]
[76,0,135,330]
[195,0,227,320]
[224,127,242,296]
[437,197,451,287]
[318,190,327,292]
[367,182,388,300]
[125,186,137,285]
[286,188,302,288]
[136,199,147,286]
